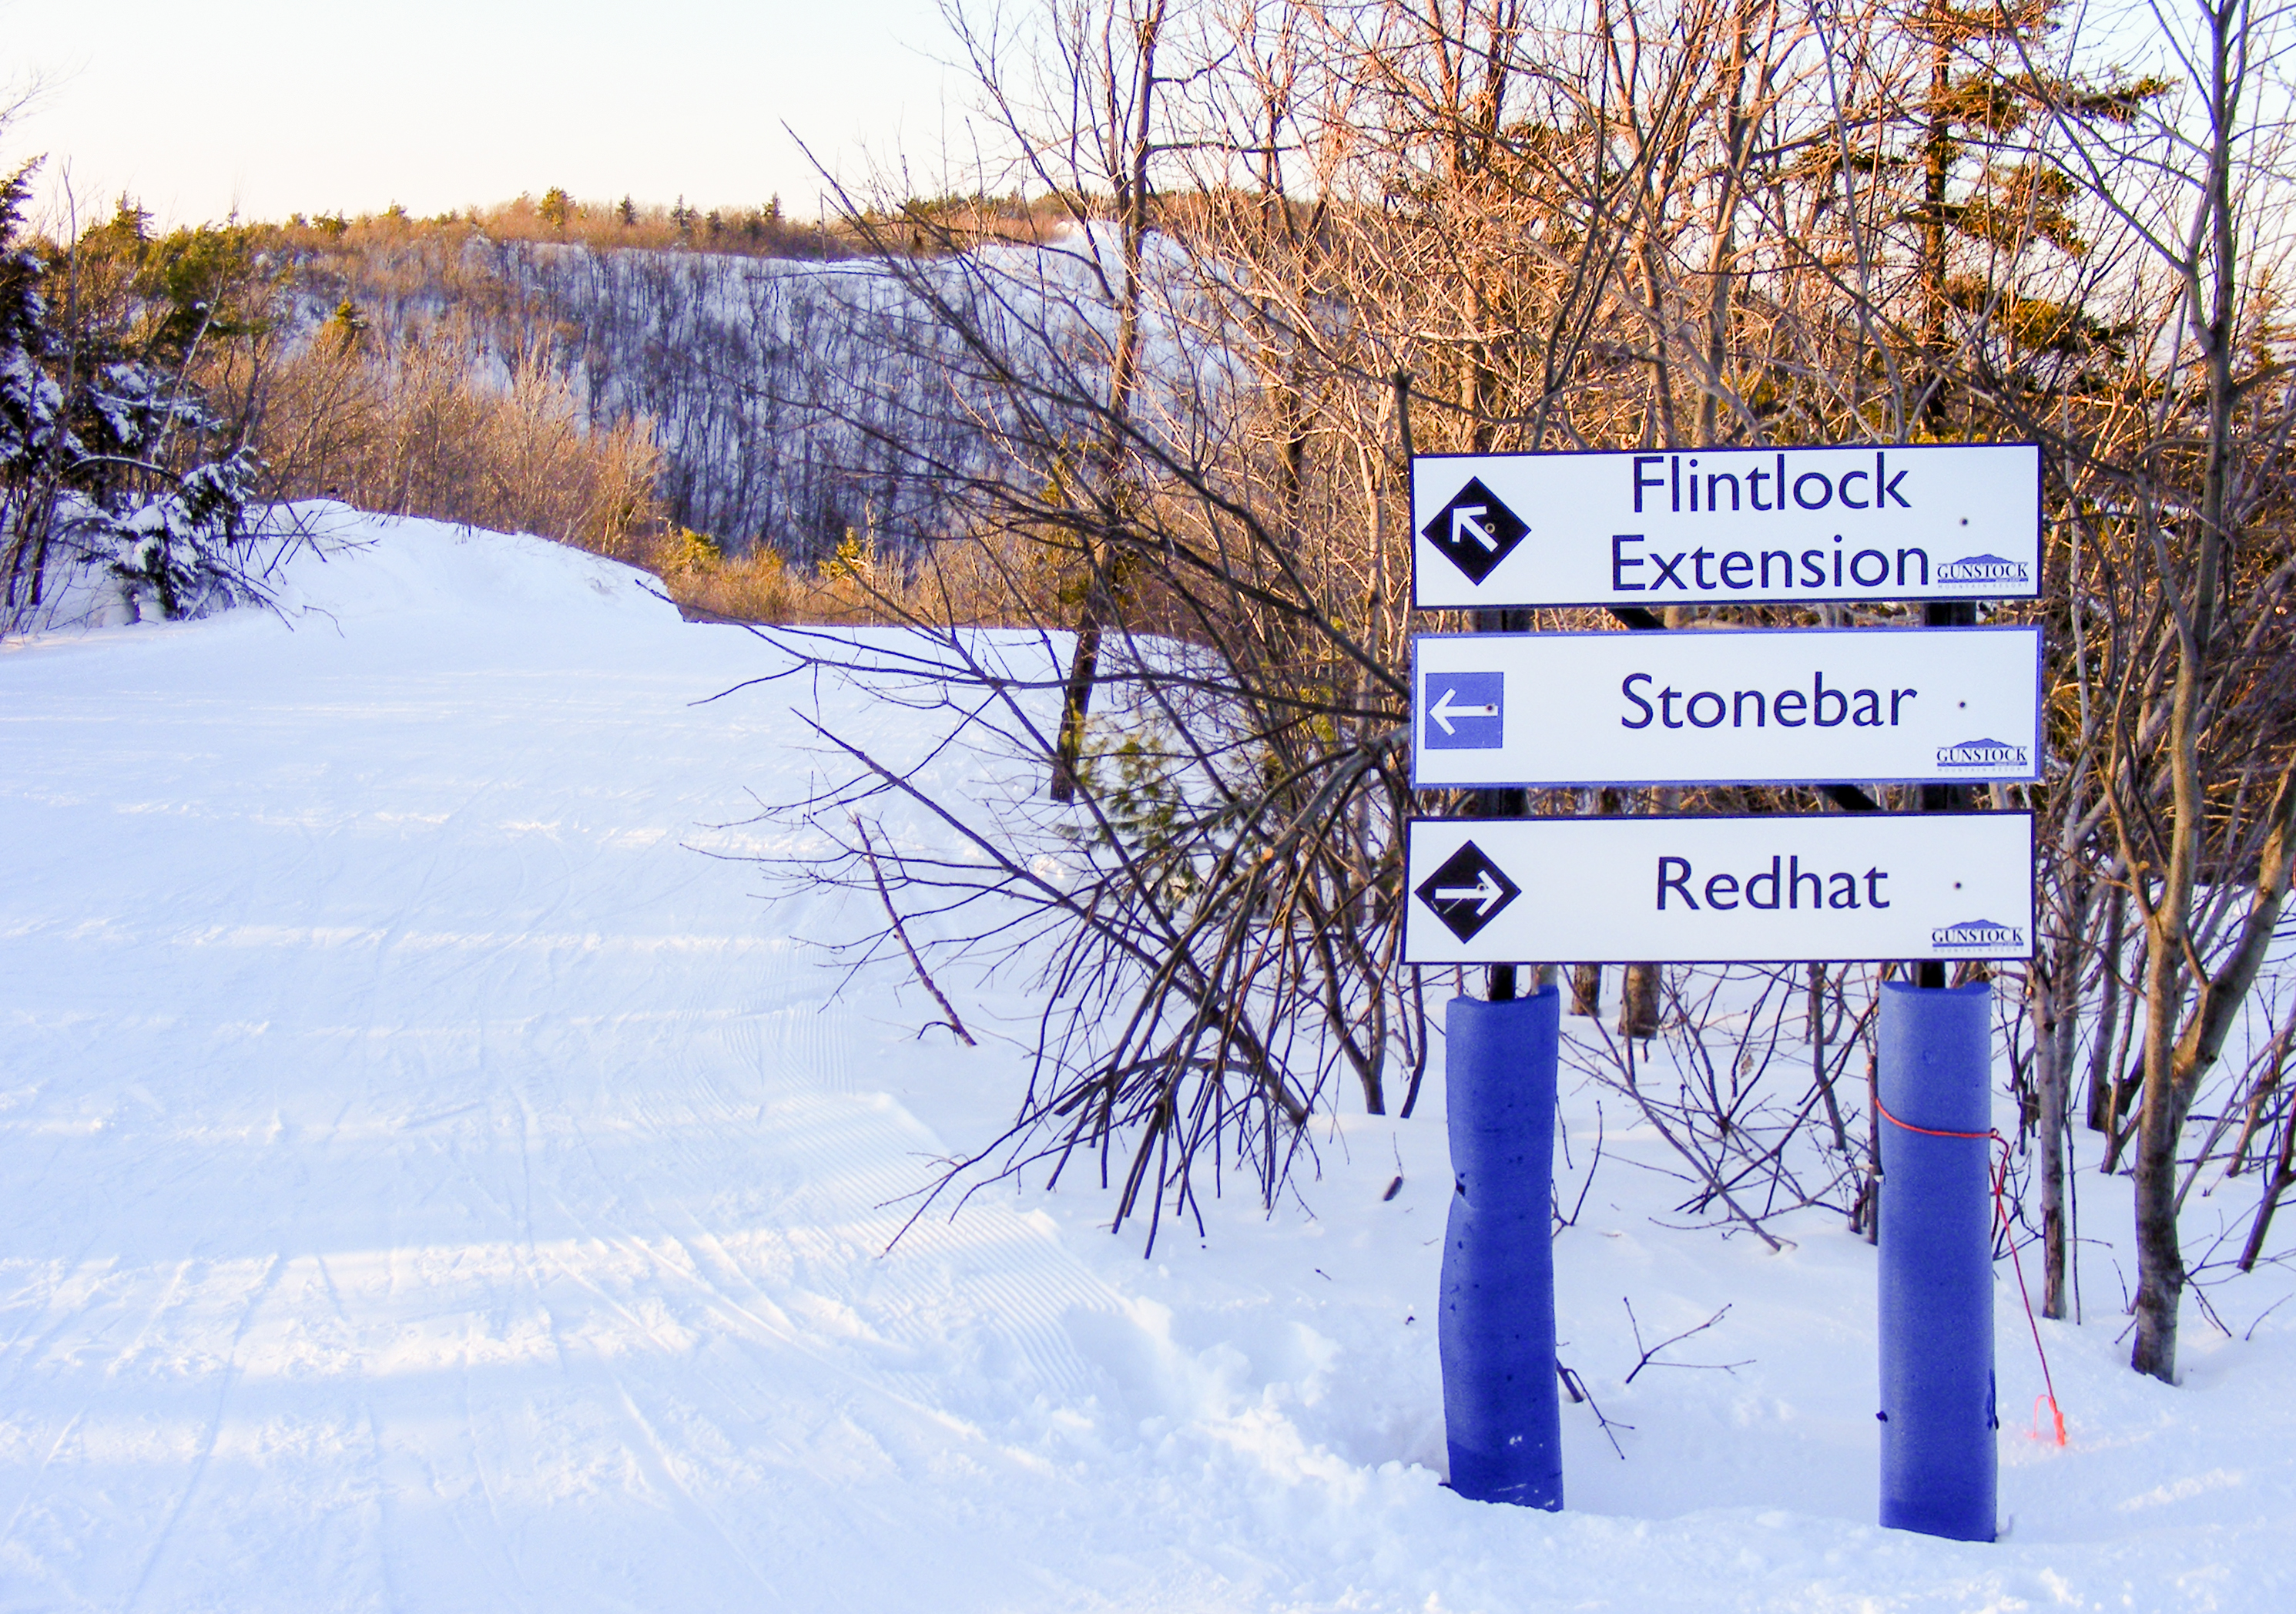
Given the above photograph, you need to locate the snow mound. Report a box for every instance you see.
[254,504,682,630]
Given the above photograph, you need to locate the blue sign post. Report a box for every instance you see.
[1440,988,1564,1510]
[1876,980,1999,1542]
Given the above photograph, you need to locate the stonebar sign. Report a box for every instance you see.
[1403,813,2035,965]
[1413,625,2043,790]
[1412,442,2043,609]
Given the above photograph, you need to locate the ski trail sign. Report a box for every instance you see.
[1403,814,2034,965]
[1412,626,2043,788]
[1412,443,2042,609]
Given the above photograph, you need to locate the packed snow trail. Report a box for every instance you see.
[0,514,2291,1611]
[0,521,1144,1608]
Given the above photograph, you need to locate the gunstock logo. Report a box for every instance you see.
[1936,553,2031,586]
[1932,917,2024,950]
[1936,737,2030,769]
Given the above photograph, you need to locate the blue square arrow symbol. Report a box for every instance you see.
[1424,672,1504,750]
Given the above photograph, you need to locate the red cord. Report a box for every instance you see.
[1875,1096,2068,1446]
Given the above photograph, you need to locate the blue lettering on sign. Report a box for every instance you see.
[1425,671,1505,750]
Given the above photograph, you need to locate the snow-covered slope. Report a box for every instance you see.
[1,512,2290,1611]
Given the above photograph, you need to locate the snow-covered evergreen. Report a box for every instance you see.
[0,166,266,631]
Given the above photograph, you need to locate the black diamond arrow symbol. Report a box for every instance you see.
[1414,840,1523,943]
[1421,477,1529,586]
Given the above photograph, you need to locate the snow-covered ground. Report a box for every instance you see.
[1,511,2290,1611]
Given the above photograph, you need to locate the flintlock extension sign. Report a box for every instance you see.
[1412,443,2043,609]
[1403,814,2035,965]
[1411,626,2043,789]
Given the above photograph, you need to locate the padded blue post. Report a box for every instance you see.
[1876,980,1997,1542]
[1440,988,1563,1510]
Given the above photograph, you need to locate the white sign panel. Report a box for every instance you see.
[1412,443,2042,609]
[1403,814,2034,964]
[1413,626,2043,788]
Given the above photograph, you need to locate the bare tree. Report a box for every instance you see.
[2036,0,2296,1381]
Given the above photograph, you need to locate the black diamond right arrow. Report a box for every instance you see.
[1413,840,1523,942]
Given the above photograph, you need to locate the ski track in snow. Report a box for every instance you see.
[0,512,2288,1611]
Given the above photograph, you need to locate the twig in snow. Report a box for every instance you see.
[853,816,975,1046]
[1557,1361,1631,1458]
[1555,1101,1604,1231]
[1622,1298,1750,1384]
[2190,1282,2234,1339]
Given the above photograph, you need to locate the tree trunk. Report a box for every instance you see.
[1570,964,1603,1017]
[2130,955,2187,1380]
[1811,963,1852,1159]
[2129,0,2244,1384]
[1620,963,1661,1041]
[2237,1103,2296,1272]
[1049,0,1165,802]
[2086,882,2127,1130]
[2031,954,2069,1319]
[1918,11,1952,429]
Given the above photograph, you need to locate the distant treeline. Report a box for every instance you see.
[276,186,1084,264]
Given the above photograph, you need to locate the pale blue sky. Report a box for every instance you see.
[5,2,972,227]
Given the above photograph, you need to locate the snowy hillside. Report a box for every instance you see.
[297,237,1027,561]
[1,512,2291,1611]
[293,226,1213,565]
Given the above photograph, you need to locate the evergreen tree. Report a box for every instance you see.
[1904,0,2170,421]
[322,297,367,356]
[0,166,266,626]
